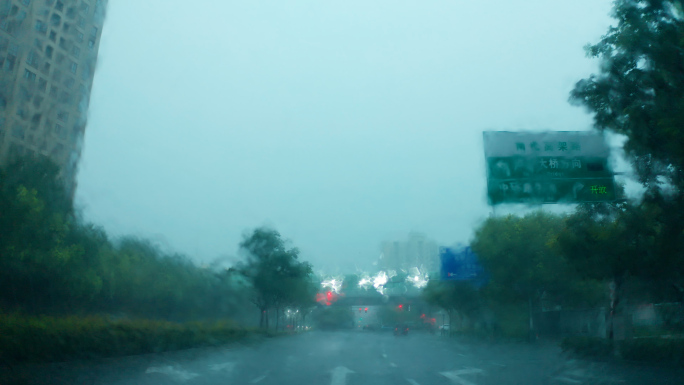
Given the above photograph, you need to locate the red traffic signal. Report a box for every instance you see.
[398,304,403,309]
[364,307,368,313]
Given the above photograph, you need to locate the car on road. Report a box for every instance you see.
[394,324,409,336]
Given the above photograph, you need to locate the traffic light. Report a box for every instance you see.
[364,307,368,313]
[398,304,403,310]
[358,308,362,312]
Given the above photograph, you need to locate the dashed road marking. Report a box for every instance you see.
[554,376,582,384]
[406,379,421,385]
[390,362,397,367]
[440,368,484,385]
[209,362,235,372]
[145,366,199,382]
[250,370,270,383]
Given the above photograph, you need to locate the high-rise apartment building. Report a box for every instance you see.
[378,232,440,273]
[0,0,107,195]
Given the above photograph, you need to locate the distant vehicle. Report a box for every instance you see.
[381,325,393,332]
[439,324,450,335]
[362,324,379,331]
[394,324,409,336]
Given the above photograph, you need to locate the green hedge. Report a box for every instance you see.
[620,338,684,366]
[561,336,684,367]
[560,336,612,358]
[0,314,269,363]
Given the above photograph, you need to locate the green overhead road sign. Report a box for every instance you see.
[483,131,616,205]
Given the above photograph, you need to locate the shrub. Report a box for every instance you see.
[620,338,684,367]
[560,336,612,358]
[0,314,259,364]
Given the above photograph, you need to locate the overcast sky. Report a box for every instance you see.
[75,0,616,272]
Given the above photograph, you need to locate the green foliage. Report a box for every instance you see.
[561,336,613,358]
[235,228,317,329]
[472,211,601,308]
[562,335,684,367]
[311,306,353,330]
[0,156,254,322]
[620,338,684,366]
[569,0,684,303]
[0,314,266,364]
[570,0,684,189]
[422,280,481,319]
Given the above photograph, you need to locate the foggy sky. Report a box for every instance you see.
[75,0,616,272]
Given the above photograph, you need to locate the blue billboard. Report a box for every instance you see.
[439,246,488,286]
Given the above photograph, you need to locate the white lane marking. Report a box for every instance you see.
[407,379,421,385]
[382,353,388,358]
[439,368,483,385]
[390,362,397,367]
[145,366,199,381]
[554,376,582,384]
[250,370,270,383]
[209,362,235,372]
[330,366,354,385]
[457,353,465,357]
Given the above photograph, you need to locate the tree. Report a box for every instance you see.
[471,211,586,340]
[570,0,684,190]
[311,306,353,330]
[235,228,313,330]
[569,0,684,328]
[422,280,481,332]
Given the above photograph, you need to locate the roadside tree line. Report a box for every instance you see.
[0,156,319,330]
[424,0,684,342]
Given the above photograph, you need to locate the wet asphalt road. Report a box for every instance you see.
[5,331,684,385]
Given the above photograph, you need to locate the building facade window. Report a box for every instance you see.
[26,51,37,67]
[50,13,61,27]
[77,31,83,42]
[35,19,47,33]
[70,45,80,57]
[33,95,43,107]
[70,61,77,74]
[23,69,36,81]
[38,78,47,91]
[56,1,64,12]
[12,124,25,139]
[46,45,54,58]
[49,30,56,42]
[57,110,68,122]
[58,90,70,103]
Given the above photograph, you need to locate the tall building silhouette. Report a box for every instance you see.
[0,0,107,195]
[379,232,439,273]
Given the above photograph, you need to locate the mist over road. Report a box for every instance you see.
[8,331,684,385]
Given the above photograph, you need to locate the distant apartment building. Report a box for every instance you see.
[379,232,440,273]
[0,0,107,196]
